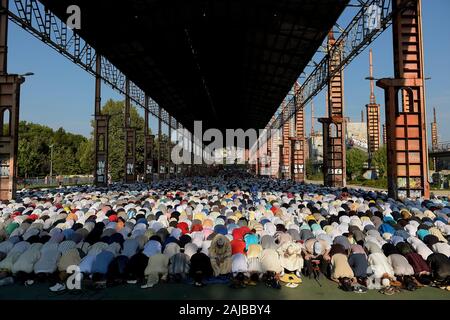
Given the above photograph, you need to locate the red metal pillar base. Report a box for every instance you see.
[319,117,346,187]
[144,134,154,182]
[125,128,137,184]
[124,79,136,184]
[376,0,429,199]
[0,75,22,200]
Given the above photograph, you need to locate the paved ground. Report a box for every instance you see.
[0,277,449,300]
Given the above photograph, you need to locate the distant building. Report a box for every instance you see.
[308,132,323,169]
[346,121,368,151]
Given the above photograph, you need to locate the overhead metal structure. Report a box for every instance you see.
[5,0,171,126]
[1,0,433,200]
[25,0,348,132]
[265,0,395,132]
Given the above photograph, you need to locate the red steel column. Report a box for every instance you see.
[0,0,22,200]
[281,102,291,179]
[168,117,173,178]
[124,78,136,184]
[377,0,430,199]
[158,105,162,180]
[267,127,272,178]
[94,55,109,187]
[290,83,305,182]
[319,31,346,188]
[144,96,154,182]
[366,49,381,167]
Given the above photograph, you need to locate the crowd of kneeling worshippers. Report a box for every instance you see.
[0,176,449,295]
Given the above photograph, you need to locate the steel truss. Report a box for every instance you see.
[265,0,396,132]
[3,0,172,127]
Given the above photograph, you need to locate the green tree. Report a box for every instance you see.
[346,148,368,180]
[79,139,95,174]
[18,121,90,177]
[100,99,148,181]
[373,145,388,178]
[18,139,42,178]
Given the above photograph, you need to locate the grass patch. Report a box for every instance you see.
[349,177,388,189]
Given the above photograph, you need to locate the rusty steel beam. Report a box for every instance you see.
[168,119,173,177]
[290,82,306,183]
[377,0,430,199]
[319,31,346,188]
[144,96,154,183]
[0,0,22,200]
[94,55,109,187]
[124,78,136,184]
[158,105,163,180]
[0,74,22,200]
[281,102,291,179]
[266,127,272,178]
[366,49,381,166]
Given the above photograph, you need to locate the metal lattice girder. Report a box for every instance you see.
[4,0,170,126]
[265,0,398,132]
[377,0,429,199]
[171,117,177,132]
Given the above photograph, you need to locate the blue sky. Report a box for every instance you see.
[8,1,450,143]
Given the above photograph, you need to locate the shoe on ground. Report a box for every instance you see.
[353,285,368,293]
[127,280,137,284]
[194,282,205,287]
[141,284,154,289]
[380,287,395,296]
[49,283,66,292]
[25,280,34,287]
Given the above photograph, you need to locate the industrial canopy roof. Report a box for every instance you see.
[40,0,348,132]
